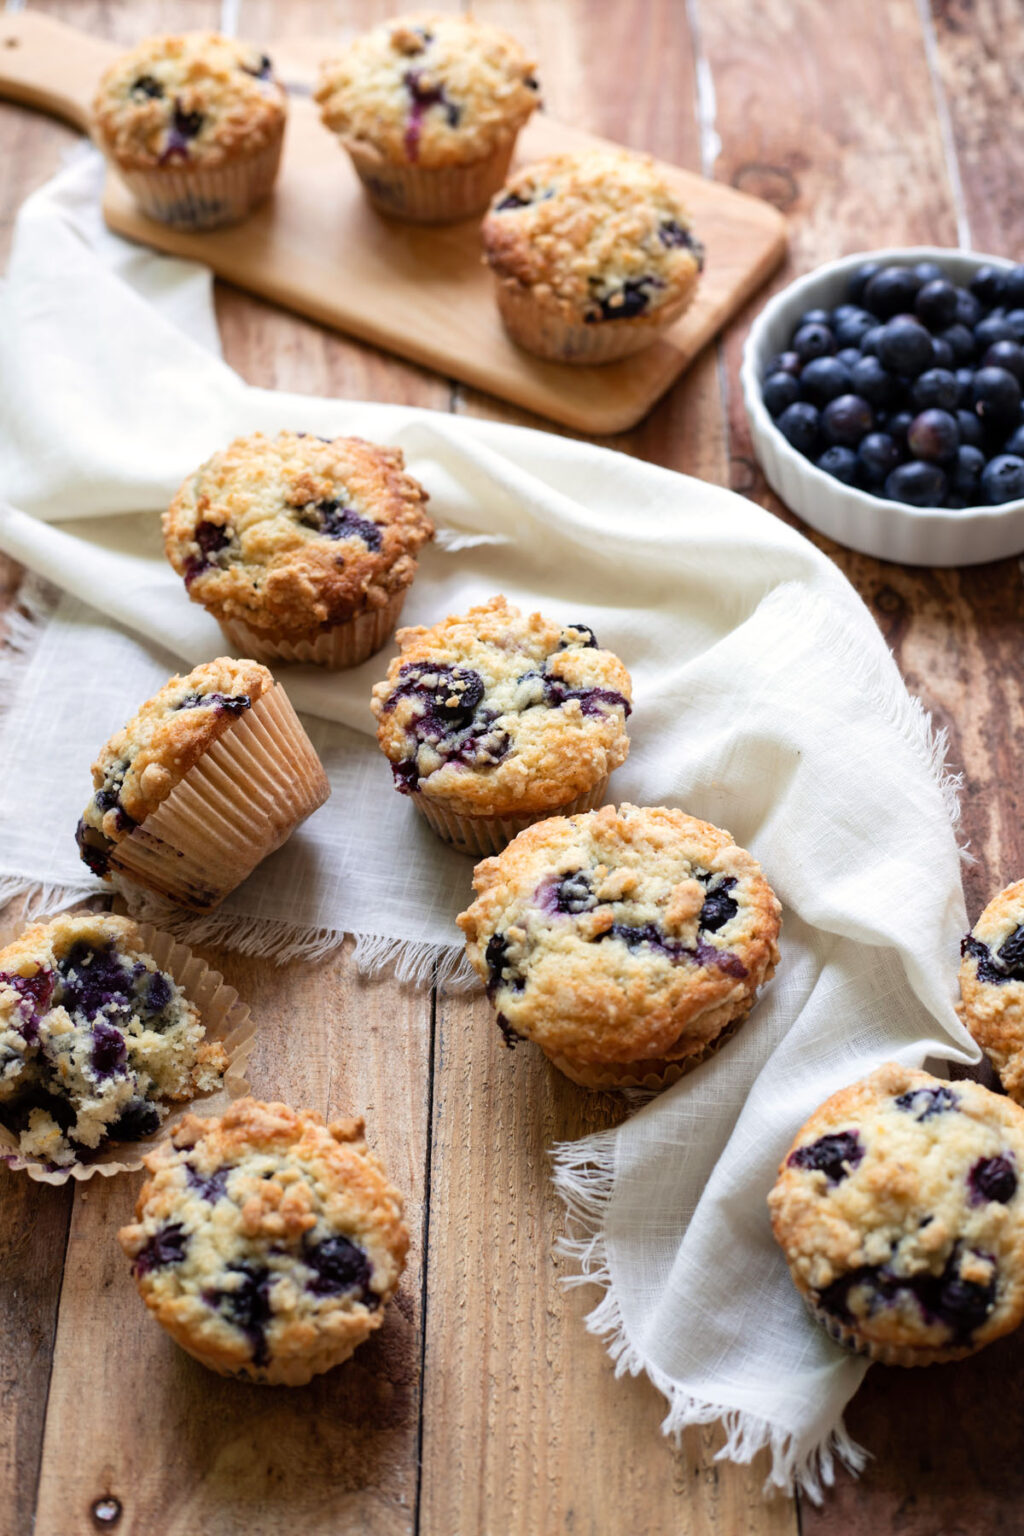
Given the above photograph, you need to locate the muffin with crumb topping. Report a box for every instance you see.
[164,431,433,668]
[482,149,705,363]
[371,596,632,855]
[92,30,287,229]
[75,657,329,911]
[315,11,539,223]
[119,1097,408,1384]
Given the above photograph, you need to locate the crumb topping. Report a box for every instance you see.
[92,31,287,170]
[315,11,539,168]
[481,149,704,321]
[371,596,631,818]
[163,432,433,639]
[457,804,781,1065]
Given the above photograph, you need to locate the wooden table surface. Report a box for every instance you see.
[2,0,1023,1532]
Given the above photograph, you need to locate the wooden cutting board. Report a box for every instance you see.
[0,9,787,435]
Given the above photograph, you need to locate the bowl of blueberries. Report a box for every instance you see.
[741,247,1024,564]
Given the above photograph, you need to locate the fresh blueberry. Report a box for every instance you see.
[884,461,948,506]
[1003,267,1024,309]
[816,446,860,484]
[908,408,959,463]
[822,394,874,447]
[940,324,976,365]
[864,266,922,318]
[913,260,945,285]
[860,325,886,357]
[955,288,982,328]
[954,366,976,406]
[1004,310,1024,343]
[969,1155,1018,1206]
[981,454,1024,503]
[765,350,802,377]
[930,337,955,371]
[915,279,959,330]
[956,408,984,447]
[858,432,902,486]
[788,1130,863,1185]
[799,307,832,329]
[793,323,836,363]
[1004,424,1024,457]
[912,368,959,413]
[132,1222,187,1277]
[833,309,876,349]
[887,410,914,442]
[848,262,882,303]
[894,1084,959,1119]
[878,316,934,377]
[763,371,801,417]
[304,1234,376,1302]
[974,314,1016,351]
[970,265,1007,308]
[983,340,1024,381]
[799,356,852,406]
[777,401,820,455]
[848,355,894,408]
[837,346,863,370]
[973,366,1022,422]
[951,444,986,498]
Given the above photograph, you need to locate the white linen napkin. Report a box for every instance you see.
[0,150,980,1496]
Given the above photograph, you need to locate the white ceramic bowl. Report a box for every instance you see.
[741,246,1024,566]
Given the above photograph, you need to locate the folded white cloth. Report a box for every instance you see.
[0,150,979,1496]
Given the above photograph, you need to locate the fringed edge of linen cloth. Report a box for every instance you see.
[550,1132,869,1504]
[0,573,480,985]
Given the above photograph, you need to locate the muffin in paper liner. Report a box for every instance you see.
[103,682,330,913]
[114,126,284,231]
[219,587,408,669]
[344,134,516,224]
[807,1297,981,1368]
[119,1098,408,1385]
[0,921,255,1186]
[544,1011,746,1092]
[493,275,697,365]
[414,776,610,857]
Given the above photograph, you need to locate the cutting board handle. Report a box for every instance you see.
[0,10,116,134]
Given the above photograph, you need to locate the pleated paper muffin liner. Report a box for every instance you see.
[543,1010,747,1092]
[343,134,517,223]
[493,276,698,364]
[414,775,611,858]
[0,923,255,1186]
[219,588,407,669]
[807,1296,982,1368]
[112,125,285,231]
[109,684,330,912]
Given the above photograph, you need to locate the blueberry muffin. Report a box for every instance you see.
[481,149,705,363]
[0,913,227,1171]
[75,657,329,912]
[315,12,539,223]
[164,432,434,667]
[92,31,287,230]
[769,1063,1024,1365]
[371,597,632,855]
[959,881,1024,1100]
[457,803,780,1087]
[119,1098,409,1384]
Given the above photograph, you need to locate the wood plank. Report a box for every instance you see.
[698,0,1024,1529]
[20,4,437,1535]
[427,4,799,1533]
[0,8,785,435]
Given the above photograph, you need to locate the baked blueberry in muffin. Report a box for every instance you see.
[315,12,539,222]
[959,880,1024,1101]
[163,431,433,667]
[0,914,226,1169]
[119,1098,408,1384]
[482,149,704,363]
[371,597,632,854]
[75,657,329,911]
[457,803,781,1087]
[92,32,288,229]
[769,1062,1024,1365]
